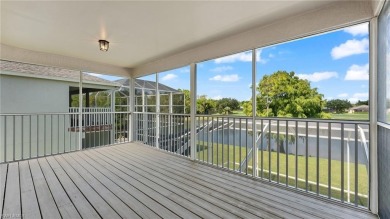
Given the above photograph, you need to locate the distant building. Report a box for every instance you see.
[349,105,369,113]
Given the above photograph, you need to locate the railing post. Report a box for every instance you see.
[142,88,148,144]
[129,77,135,142]
[369,17,378,214]
[252,49,258,177]
[111,89,116,144]
[78,71,83,150]
[155,74,160,149]
[190,63,197,160]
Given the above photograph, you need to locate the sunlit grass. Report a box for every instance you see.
[196,141,369,206]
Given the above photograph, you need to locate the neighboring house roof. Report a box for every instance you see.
[350,105,369,111]
[116,78,180,93]
[0,60,119,87]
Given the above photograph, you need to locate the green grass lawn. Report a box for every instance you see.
[196,141,369,206]
[330,112,369,120]
[210,110,369,121]
[211,110,247,117]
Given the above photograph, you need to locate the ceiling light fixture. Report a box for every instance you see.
[98,40,109,52]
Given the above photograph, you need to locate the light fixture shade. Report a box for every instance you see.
[98,40,109,52]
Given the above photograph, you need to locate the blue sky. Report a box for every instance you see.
[98,22,370,103]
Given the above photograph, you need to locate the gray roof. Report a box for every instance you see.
[116,78,180,93]
[350,105,369,110]
[0,60,119,87]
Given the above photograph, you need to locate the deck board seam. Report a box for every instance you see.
[127,143,375,218]
[119,146,330,219]
[80,150,183,219]
[73,152,176,219]
[45,156,104,219]
[113,146,322,219]
[36,158,66,219]
[27,161,43,219]
[61,153,142,218]
[67,152,163,219]
[94,148,273,219]
[17,162,22,219]
[54,155,122,218]
[1,164,8,216]
[83,150,202,219]
[39,158,82,219]
[110,146,316,219]
[92,149,251,219]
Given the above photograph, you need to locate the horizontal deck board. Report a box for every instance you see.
[1,142,377,219]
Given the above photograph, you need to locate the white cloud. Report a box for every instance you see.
[212,95,222,100]
[331,38,369,59]
[161,73,177,81]
[214,50,266,64]
[343,23,369,36]
[210,66,233,73]
[337,93,349,98]
[344,63,369,80]
[296,71,338,82]
[348,92,369,103]
[209,74,240,82]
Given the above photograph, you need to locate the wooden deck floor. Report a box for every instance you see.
[1,143,377,219]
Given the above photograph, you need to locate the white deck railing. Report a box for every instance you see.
[132,112,370,208]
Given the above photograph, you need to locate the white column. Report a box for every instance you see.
[78,71,83,150]
[156,74,160,149]
[142,89,148,143]
[111,89,116,144]
[190,63,197,160]
[252,49,258,177]
[168,92,173,137]
[369,17,378,214]
[129,78,135,142]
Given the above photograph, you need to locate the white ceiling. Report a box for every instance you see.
[0,1,366,69]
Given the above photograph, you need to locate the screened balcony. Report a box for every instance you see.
[1,1,389,219]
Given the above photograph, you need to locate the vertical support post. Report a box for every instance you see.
[156,74,160,149]
[111,89,115,144]
[78,71,83,150]
[252,49,258,177]
[369,17,378,214]
[129,77,135,142]
[142,88,148,143]
[168,92,173,137]
[190,63,197,160]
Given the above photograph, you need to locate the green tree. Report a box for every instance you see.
[355,100,369,106]
[216,98,240,114]
[326,99,352,113]
[197,95,216,114]
[243,71,329,118]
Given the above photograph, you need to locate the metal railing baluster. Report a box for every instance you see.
[305,121,308,192]
[277,120,280,183]
[328,122,332,198]
[341,123,345,202]
[286,120,289,186]
[268,119,271,182]
[317,122,320,195]
[354,124,358,206]
[261,119,264,179]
